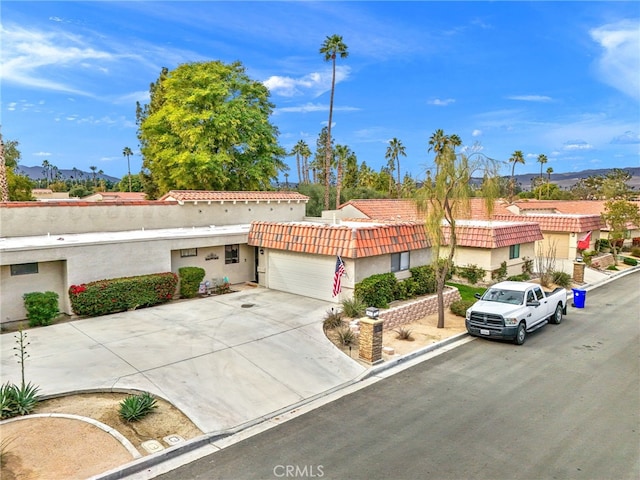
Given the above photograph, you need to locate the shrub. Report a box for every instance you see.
[492,261,508,282]
[0,382,40,419]
[69,272,178,317]
[631,247,640,258]
[457,264,486,285]
[354,273,398,309]
[521,257,534,275]
[394,326,414,341]
[23,291,59,327]
[407,265,437,296]
[450,299,475,317]
[507,273,530,282]
[335,327,356,346]
[551,271,572,288]
[323,308,343,330]
[623,256,638,266]
[119,392,158,422]
[341,297,365,318]
[178,267,205,298]
[606,265,618,271]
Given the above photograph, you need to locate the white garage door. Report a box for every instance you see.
[268,251,336,302]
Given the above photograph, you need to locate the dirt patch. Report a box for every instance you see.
[1,392,203,480]
[325,310,467,361]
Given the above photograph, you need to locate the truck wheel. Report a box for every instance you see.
[550,303,563,325]
[514,322,526,345]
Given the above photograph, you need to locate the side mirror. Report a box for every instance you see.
[474,293,482,299]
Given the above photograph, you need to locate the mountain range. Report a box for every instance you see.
[15,165,640,190]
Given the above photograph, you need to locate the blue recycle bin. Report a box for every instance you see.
[572,288,587,308]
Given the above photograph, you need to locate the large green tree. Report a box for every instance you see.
[136,61,286,196]
[0,134,32,201]
[602,199,640,259]
[320,34,349,210]
[418,131,500,328]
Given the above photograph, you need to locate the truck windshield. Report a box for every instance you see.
[481,288,524,305]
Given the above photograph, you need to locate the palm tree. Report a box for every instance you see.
[428,129,462,175]
[334,144,352,208]
[546,166,554,198]
[89,165,97,186]
[320,34,349,210]
[508,150,525,201]
[385,138,406,198]
[537,154,548,200]
[290,140,309,185]
[301,142,312,184]
[41,159,51,186]
[123,146,133,192]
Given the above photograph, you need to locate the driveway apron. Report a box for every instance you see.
[0,289,366,433]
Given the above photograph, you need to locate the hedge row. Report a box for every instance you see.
[69,272,178,317]
[354,265,438,309]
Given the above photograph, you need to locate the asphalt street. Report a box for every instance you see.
[157,271,640,480]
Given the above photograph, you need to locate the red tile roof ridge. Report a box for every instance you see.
[0,200,176,207]
[159,190,309,202]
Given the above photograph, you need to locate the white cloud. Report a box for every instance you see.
[7,102,17,111]
[590,20,640,100]
[472,129,482,137]
[610,131,640,144]
[34,152,52,156]
[563,140,593,151]
[275,102,359,114]
[428,98,455,106]
[507,95,552,102]
[264,67,350,98]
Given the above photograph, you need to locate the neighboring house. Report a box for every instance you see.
[441,220,543,282]
[81,192,147,202]
[32,189,71,201]
[336,198,542,282]
[505,199,640,245]
[493,213,605,272]
[0,191,309,323]
[248,220,432,302]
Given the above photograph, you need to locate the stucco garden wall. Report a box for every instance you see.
[380,287,462,331]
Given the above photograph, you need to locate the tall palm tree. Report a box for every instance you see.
[123,146,133,192]
[300,142,312,184]
[385,137,406,198]
[428,129,462,175]
[320,34,348,210]
[508,150,525,200]
[290,140,309,185]
[89,165,98,186]
[41,159,51,186]
[334,144,351,208]
[537,154,548,200]
[546,166,554,198]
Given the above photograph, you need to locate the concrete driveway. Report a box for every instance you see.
[0,288,366,433]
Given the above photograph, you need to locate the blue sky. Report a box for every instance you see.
[2,1,639,183]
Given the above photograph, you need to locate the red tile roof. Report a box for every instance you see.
[442,221,543,248]
[0,201,173,208]
[84,192,147,201]
[338,199,424,221]
[248,221,431,258]
[492,213,604,233]
[159,190,309,203]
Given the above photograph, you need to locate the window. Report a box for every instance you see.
[225,244,239,264]
[10,263,39,276]
[180,248,197,258]
[509,244,520,259]
[391,251,410,272]
[534,287,544,301]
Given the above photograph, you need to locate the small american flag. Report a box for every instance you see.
[333,256,345,297]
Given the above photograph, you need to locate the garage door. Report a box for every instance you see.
[268,251,336,302]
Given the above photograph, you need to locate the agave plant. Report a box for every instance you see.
[0,381,39,419]
[119,392,158,422]
[336,326,356,346]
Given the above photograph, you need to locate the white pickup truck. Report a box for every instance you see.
[465,281,567,345]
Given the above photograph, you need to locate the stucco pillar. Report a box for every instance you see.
[358,318,384,365]
[573,262,585,283]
